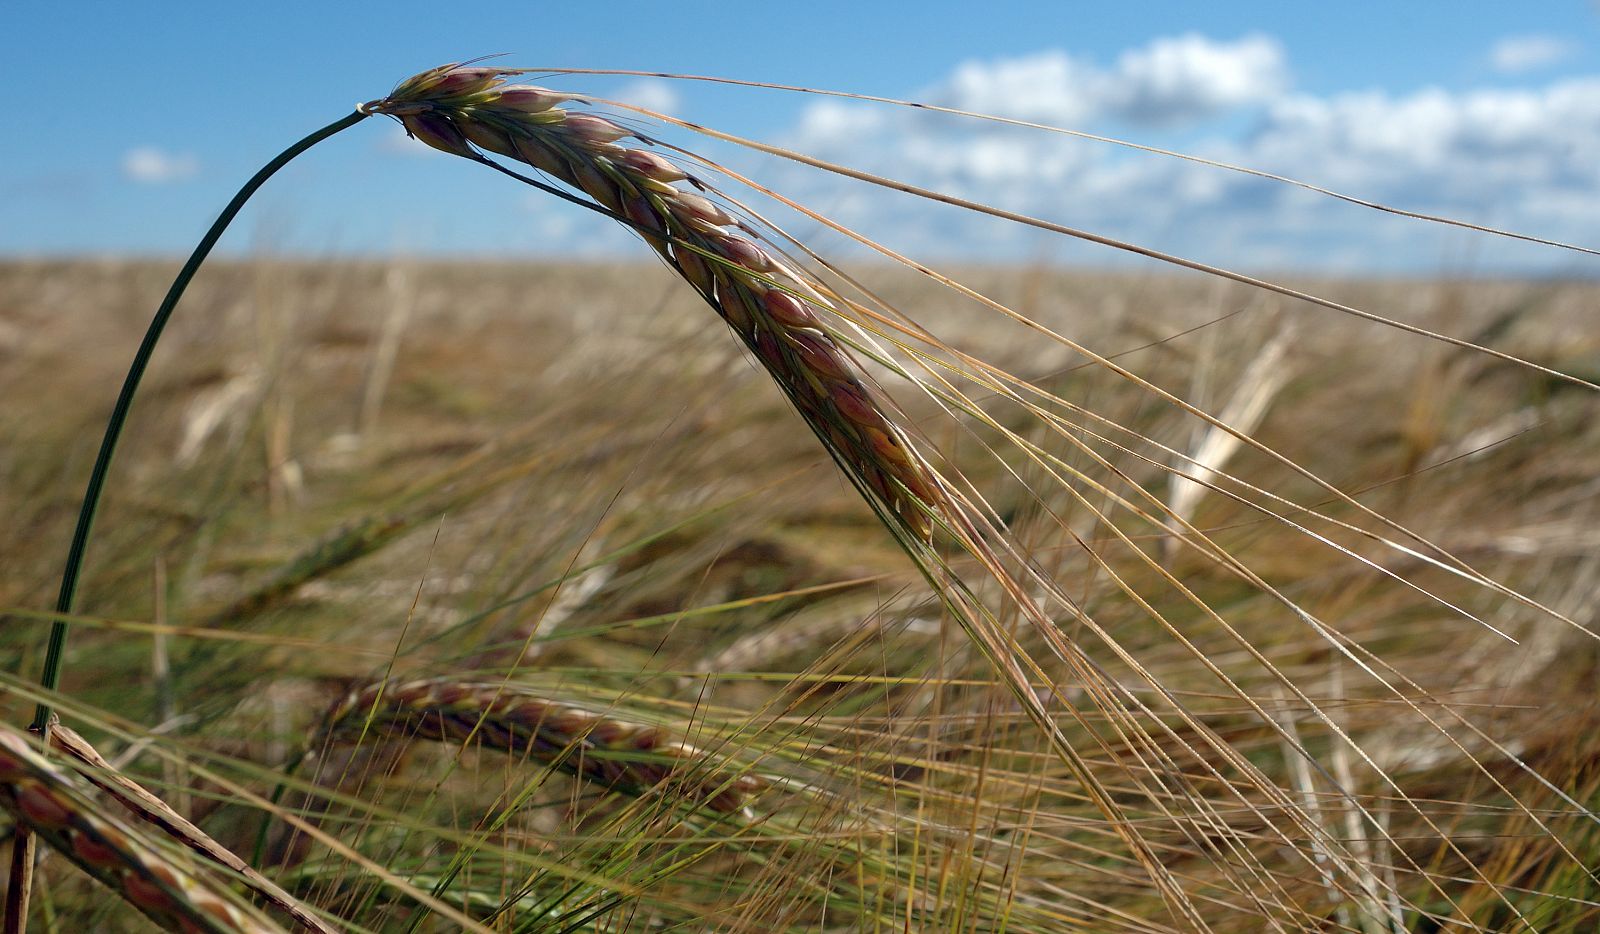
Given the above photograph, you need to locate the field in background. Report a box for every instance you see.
[1,259,1598,930]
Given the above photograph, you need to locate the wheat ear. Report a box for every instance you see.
[0,724,286,934]
[360,64,943,539]
[46,723,333,934]
[318,679,764,815]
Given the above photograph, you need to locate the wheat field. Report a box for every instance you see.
[2,252,1596,931]
[1,61,1599,933]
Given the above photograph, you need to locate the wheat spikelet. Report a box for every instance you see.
[318,679,765,815]
[360,64,943,539]
[0,724,286,934]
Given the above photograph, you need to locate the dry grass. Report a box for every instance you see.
[1,230,1597,926]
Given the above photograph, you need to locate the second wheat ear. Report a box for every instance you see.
[363,62,946,542]
[320,679,766,816]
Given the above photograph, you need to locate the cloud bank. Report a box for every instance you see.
[765,34,1599,271]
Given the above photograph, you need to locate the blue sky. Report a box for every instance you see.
[7,1,1600,272]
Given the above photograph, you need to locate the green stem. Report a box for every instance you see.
[28,110,369,732]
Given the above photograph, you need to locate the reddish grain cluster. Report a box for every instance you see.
[362,63,942,538]
[321,679,765,815]
[0,726,284,934]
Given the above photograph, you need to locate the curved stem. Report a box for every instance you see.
[28,110,368,732]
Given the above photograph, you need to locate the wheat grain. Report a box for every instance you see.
[319,678,765,815]
[361,64,943,539]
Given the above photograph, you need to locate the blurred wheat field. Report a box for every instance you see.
[1,256,1598,931]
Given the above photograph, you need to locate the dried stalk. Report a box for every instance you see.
[47,723,332,933]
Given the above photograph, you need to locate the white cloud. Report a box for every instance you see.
[769,36,1600,271]
[941,51,1102,125]
[1250,81,1600,198]
[1110,33,1287,124]
[121,147,199,184]
[1489,35,1577,74]
[930,34,1286,127]
[796,99,893,143]
[612,79,681,116]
